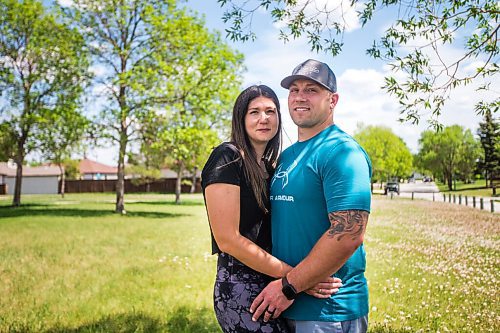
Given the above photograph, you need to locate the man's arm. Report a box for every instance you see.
[250,209,369,322]
[287,210,369,292]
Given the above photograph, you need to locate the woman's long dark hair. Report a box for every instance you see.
[231,85,282,213]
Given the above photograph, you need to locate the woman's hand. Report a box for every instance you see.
[305,277,342,299]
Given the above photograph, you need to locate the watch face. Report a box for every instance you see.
[282,283,297,300]
[281,276,298,300]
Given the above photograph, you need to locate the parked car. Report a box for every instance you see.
[384,180,400,195]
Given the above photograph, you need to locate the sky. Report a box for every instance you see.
[90,0,496,166]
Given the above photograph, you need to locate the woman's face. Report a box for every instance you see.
[244,96,279,148]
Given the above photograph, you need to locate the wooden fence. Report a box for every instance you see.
[62,179,201,194]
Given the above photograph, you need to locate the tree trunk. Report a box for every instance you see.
[115,161,125,213]
[175,169,182,204]
[12,140,26,207]
[190,167,198,193]
[115,136,127,214]
[58,163,65,198]
[13,160,23,207]
[447,173,453,191]
[115,64,129,214]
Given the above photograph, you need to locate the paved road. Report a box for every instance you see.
[385,182,498,213]
[400,182,439,193]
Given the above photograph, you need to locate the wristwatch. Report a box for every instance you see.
[281,275,298,300]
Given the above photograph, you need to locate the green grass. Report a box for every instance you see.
[1,193,499,332]
[437,179,497,197]
[0,193,218,333]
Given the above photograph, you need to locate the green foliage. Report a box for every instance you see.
[148,124,220,202]
[154,127,220,173]
[136,9,243,202]
[0,121,16,161]
[218,0,499,126]
[63,159,81,180]
[0,193,498,332]
[354,124,413,182]
[417,125,481,190]
[37,105,90,166]
[477,109,500,187]
[0,0,90,205]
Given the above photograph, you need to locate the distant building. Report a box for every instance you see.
[79,159,118,180]
[0,161,61,194]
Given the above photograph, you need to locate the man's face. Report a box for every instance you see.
[287,79,338,129]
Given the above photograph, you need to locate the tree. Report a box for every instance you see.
[218,0,499,126]
[456,134,481,184]
[37,106,90,198]
[418,125,481,190]
[145,13,243,203]
[148,121,221,203]
[477,109,500,193]
[63,159,81,180]
[354,124,413,190]
[125,151,162,193]
[0,0,89,206]
[63,0,243,213]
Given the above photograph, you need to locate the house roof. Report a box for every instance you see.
[0,162,60,177]
[80,158,117,174]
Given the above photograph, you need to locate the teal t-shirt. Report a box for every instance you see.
[271,125,372,322]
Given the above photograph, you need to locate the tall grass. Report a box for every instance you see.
[367,197,499,332]
[0,193,498,332]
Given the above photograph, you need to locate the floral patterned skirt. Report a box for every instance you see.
[214,252,291,333]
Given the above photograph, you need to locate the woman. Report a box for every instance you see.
[202,85,340,332]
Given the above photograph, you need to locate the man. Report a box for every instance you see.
[250,59,372,333]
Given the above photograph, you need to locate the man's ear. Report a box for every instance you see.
[330,93,339,109]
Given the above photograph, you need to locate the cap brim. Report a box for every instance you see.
[280,75,333,92]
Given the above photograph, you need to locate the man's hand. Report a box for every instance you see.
[250,279,293,322]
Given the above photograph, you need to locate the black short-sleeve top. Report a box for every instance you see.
[201,142,271,255]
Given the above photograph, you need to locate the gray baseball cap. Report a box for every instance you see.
[281,59,337,92]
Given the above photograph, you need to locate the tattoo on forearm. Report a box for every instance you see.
[327,210,368,241]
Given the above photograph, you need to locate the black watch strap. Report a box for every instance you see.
[281,275,298,300]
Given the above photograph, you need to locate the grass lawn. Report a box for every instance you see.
[437,179,497,198]
[0,193,499,332]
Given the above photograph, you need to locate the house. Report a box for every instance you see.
[79,158,118,180]
[160,168,201,179]
[0,161,61,195]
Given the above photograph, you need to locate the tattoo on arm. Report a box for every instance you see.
[327,210,368,241]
